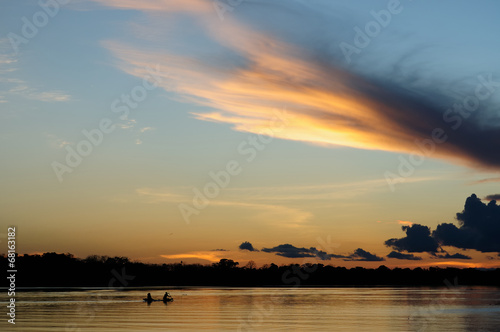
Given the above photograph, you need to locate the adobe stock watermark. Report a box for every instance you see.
[237,235,341,331]
[339,0,411,64]
[409,277,461,332]
[213,0,245,21]
[65,267,135,331]
[385,73,500,192]
[51,64,163,182]
[8,0,71,55]
[6,227,17,325]
[178,109,289,224]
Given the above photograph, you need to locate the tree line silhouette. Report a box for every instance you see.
[1,252,499,288]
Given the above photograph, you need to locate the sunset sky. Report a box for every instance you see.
[1,0,500,268]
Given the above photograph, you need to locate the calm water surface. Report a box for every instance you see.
[1,287,500,331]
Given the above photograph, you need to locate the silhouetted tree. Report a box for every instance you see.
[1,252,499,288]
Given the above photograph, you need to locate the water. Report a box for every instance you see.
[1,287,500,331]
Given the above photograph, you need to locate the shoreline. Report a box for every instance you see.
[2,284,500,292]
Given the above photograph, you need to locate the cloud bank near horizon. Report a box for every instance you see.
[261,243,384,262]
[386,194,500,255]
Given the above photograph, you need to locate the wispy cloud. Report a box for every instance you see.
[44,133,72,149]
[115,118,137,130]
[161,250,226,263]
[0,39,71,103]
[133,175,439,227]
[224,177,437,203]
[139,126,155,133]
[470,177,500,185]
[135,186,313,228]
[377,220,415,226]
[136,187,188,203]
[114,121,155,145]
[24,90,71,102]
[397,220,413,226]
[95,1,500,172]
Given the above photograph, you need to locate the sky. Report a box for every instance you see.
[1,0,500,269]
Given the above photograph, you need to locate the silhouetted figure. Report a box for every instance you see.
[163,292,173,303]
[144,293,154,303]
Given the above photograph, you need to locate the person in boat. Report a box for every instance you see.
[146,293,153,302]
[162,292,173,302]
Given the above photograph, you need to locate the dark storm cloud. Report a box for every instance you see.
[344,248,385,262]
[239,241,258,252]
[262,244,318,259]
[433,194,500,252]
[261,244,344,260]
[433,253,472,260]
[385,194,500,255]
[387,251,422,261]
[484,194,500,201]
[385,224,439,253]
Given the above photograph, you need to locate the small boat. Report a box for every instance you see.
[143,298,174,303]
[143,292,174,303]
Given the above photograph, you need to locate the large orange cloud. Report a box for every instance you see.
[95,0,500,171]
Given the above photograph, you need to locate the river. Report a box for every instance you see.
[1,287,500,331]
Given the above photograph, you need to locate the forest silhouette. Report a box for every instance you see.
[1,252,499,288]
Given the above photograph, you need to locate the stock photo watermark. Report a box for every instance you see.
[178,109,290,224]
[237,235,340,331]
[385,73,500,192]
[6,226,17,325]
[51,64,163,182]
[65,267,135,331]
[213,0,245,21]
[409,277,461,332]
[339,0,411,64]
[8,0,71,55]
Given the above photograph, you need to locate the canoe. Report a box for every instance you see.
[143,298,174,303]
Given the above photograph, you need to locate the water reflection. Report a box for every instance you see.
[1,287,499,331]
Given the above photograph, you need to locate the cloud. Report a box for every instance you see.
[116,119,137,130]
[344,248,385,262]
[484,194,500,201]
[0,39,71,103]
[26,91,71,102]
[386,194,500,255]
[433,253,472,260]
[239,241,258,252]
[398,220,413,226]
[139,127,155,133]
[96,1,500,172]
[262,244,317,259]
[134,187,313,228]
[433,194,500,253]
[211,249,228,252]
[470,177,500,185]
[3,81,71,102]
[261,243,342,260]
[91,0,212,14]
[44,133,72,149]
[385,224,439,253]
[161,250,226,263]
[387,251,422,261]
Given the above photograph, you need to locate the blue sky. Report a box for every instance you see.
[1,0,500,267]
